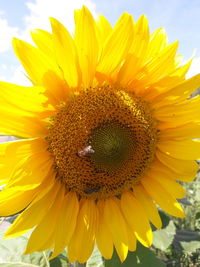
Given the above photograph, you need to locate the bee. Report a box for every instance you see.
[77,145,94,158]
[84,185,101,194]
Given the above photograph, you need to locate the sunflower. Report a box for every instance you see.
[0,6,200,264]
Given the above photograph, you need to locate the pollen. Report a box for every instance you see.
[47,86,157,199]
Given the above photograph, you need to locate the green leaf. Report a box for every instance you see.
[153,221,176,251]
[180,241,200,253]
[104,244,166,267]
[0,222,51,267]
[158,211,170,229]
[87,246,104,267]
[49,250,68,267]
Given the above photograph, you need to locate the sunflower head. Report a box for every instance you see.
[0,5,200,264]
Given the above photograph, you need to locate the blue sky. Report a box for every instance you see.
[0,0,199,84]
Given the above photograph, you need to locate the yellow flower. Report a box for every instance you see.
[0,6,200,263]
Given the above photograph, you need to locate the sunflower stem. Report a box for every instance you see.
[74,262,87,267]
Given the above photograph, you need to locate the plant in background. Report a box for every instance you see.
[0,6,200,266]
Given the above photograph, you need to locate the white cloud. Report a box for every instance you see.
[22,0,97,41]
[186,57,200,78]
[9,65,31,86]
[0,12,19,53]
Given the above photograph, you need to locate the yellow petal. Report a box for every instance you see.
[0,186,39,216]
[42,70,69,105]
[7,151,53,189]
[0,82,51,115]
[153,74,200,108]
[146,28,167,59]
[0,138,48,180]
[96,200,113,259]
[154,96,200,125]
[144,41,178,82]
[129,15,149,57]
[104,197,128,262]
[149,158,191,185]
[159,123,200,140]
[12,38,60,85]
[0,111,48,138]
[126,226,137,252]
[133,41,179,93]
[5,177,59,238]
[121,192,152,247]
[31,29,54,57]
[50,192,79,259]
[141,176,185,218]
[147,173,185,199]
[68,199,98,263]
[134,184,162,229]
[97,12,134,78]
[74,6,99,87]
[144,60,192,102]
[117,15,149,86]
[50,17,81,88]
[96,14,112,48]
[158,139,200,160]
[0,82,52,137]
[24,185,65,254]
[156,150,198,182]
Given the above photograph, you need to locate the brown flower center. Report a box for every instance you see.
[47,86,157,199]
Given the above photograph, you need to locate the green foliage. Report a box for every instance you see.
[153,221,176,251]
[104,244,166,267]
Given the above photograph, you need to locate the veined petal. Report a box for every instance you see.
[156,150,198,181]
[126,227,137,252]
[0,82,52,137]
[97,12,134,78]
[50,192,79,259]
[42,70,69,105]
[134,184,162,229]
[96,14,112,48]
[152,74,200,108]
[154,95,200,125]
[0,112,48,139]
[146,28,167,59]
[12,38,61,85]
[96,200,113,259]
[104,197,128,262]
[0,185,40,216]
[141,176,185,218]
[7,151,53,188]
[68,199,98,264]
[31,29,54,57]
[159,123,200,140]
[74,6,98,87]
[0,82,52,115]
[129,15,149,58]
[133,41,179,93]
[0,138,48,180]
[144,60,192,102]
[158,139,200,160]
[24,185,65,254]
[117,15,149,86]
[144,41,178,81]
[5,177,59,238]
[121,192,152,247]
[146,173,185,199]
[50,17,81,88]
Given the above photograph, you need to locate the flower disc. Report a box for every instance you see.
[48,86,157,198]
